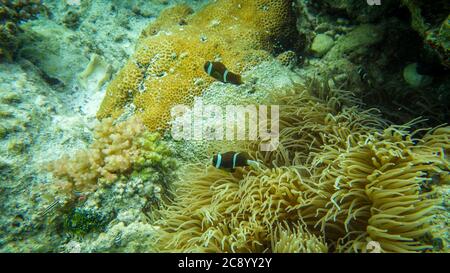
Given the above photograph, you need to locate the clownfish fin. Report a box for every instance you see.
[246,160,264,171]
[234,74,243,85]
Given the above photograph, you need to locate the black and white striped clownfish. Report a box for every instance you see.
[212,151,259,171]
[204,61,243,85]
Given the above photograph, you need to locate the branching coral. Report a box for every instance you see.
[154,85,449,253]
[97,0,299,130]
[45,117,177,206]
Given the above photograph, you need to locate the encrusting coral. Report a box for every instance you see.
[45,117,177,207]
[97,0,299,130]
[154,84,449,253]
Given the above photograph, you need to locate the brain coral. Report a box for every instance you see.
[97,0,299,131]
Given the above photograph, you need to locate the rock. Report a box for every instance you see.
[325,24,384,61]
[317,0,397,23]
[403,63,433,88]
[311,34,334,57]
[62,10,81,29]
[18,20,89,86]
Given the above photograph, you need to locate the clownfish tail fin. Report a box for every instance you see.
[236,74,243,85]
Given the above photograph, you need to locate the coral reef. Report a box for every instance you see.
[45,117,177,208]
[25,116,179,252]
[0,0,208,252]
[314,0,397,23]
[295,0,450,128]
[62,221,159,253]
[63,207,110,237]
[0,0,44,61]
[401,0,450,68]
[61,10,80,29]
[97,0,300,130]
[19,19,90,86]
[154,84,449,253]
[17,0,192,86]
[0,0,448,255]
[275,50,298,68]
[0,61,72,253]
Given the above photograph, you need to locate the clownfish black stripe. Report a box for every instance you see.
[204,61,242,85]
[212,151,249,170]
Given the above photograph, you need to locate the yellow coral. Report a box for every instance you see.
[139,4,194,38]
[276,50,297,67]
[97,0,298,130]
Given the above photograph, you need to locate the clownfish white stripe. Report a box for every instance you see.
[207,62,213,76]
[215,153,222,168]
[232,153,239,169]
[223,69,229,83]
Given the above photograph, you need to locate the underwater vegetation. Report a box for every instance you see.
[97,0,299,131]
[153,83,450,253]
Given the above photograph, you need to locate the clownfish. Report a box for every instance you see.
[204,61,243,85]
[212,152,259,171]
